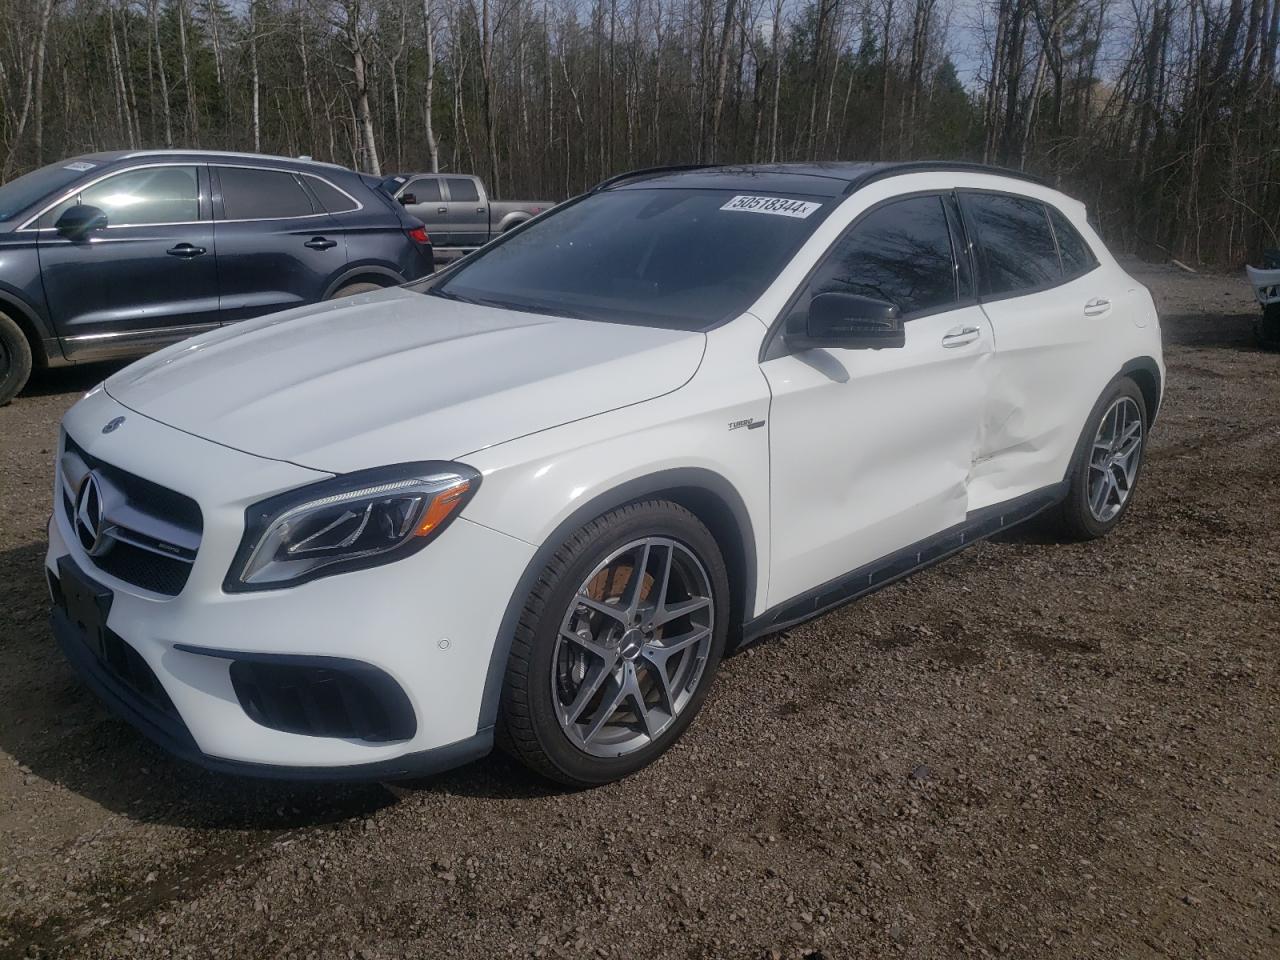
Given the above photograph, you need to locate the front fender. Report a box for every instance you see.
[472,465,759,731]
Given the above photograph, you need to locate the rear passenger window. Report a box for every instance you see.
[446,178,480,203]
[962,193,1061,296]
[217,167,315,220]
[1047,205,1098,279]
[801,194,958,317]
[405,178,442,202]
[305,176,359,214]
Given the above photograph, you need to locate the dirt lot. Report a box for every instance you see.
[1,263,1276,960]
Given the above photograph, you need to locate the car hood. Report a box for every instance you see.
[104,287,706,474]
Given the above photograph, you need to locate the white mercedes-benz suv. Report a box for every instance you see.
[47,162,1164,785]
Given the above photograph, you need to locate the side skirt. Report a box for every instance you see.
[739,482,1068,647]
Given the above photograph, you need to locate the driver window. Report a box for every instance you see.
[76,165,200,227]
[792,194,960,322]
[406,178,443,203]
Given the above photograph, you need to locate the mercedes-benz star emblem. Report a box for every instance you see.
[74,473,107,555]
[102,416,125,434]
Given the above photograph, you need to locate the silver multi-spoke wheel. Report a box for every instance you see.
[552,537,714,758]
[1088,396,1144,522]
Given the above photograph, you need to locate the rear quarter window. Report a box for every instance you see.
[962,192,1062,297]
[305,175,360,214]
[1047,205,1099,279]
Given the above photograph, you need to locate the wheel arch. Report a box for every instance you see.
[321,265,405,299]
[496,212,531,233]
[476,467,758,731]
[1062,359,1160,486]
[1119,356,1162,425]
[0,287,55,367]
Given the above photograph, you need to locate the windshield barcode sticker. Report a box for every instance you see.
[63,161,96,172]
[721,195,821,219]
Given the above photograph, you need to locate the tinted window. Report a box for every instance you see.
[446,178,480,203]
[800,195,958,317]
[65,165,200,227]
[1047,205,1098,279]
[306,175,359,214]
[405,178,442,202]
[962,193,1061,296]
[218,167,315,220]
[430,188,832,330]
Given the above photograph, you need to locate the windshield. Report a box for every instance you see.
[0,159,95,221]
[428,187,832,331]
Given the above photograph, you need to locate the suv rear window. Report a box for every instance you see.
[218,167,315,220]
[962,193,1061,297]
[429,188,832,331]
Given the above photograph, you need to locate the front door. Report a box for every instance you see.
[211,165,347,323]
[761,193,993,608]
[398,176,450,244]
[36,164,219,360]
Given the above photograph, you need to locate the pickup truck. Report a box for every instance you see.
[381,173,555,254]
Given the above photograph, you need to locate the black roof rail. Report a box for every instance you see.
[592,164,722,192]
[843,160,1047,194]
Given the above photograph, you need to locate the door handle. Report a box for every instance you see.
[1083,297,1112,317]
[437,206,448,214]
[166,243,206,258]
[476,207,485,213]
[941,325,981,348]
[304,237,337,250]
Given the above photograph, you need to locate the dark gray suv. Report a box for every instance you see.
[0,150,434,404]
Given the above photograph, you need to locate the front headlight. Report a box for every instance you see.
[224,461,480,592]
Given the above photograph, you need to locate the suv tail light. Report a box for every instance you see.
[406,226,431,246]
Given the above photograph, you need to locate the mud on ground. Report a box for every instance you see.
[0,263,1276,959]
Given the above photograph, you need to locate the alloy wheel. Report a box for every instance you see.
[1088,396,1144,522]
[551,537,714,758]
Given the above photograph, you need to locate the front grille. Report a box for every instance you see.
[228,658,417,742]
[59,431,203,597]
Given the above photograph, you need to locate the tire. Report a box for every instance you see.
[1256,303,1280,351]
[1048,377,1149,541]
[0,312,34,407]
[328,281,382,299]
[498,500,730,787]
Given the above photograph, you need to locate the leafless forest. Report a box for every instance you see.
[1,0,1278,264]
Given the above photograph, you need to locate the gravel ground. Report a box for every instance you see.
[1,263,1277,960]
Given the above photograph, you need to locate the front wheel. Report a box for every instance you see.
[498,501,729,786]
[0,312,33,407]
[1050,377,1148,540]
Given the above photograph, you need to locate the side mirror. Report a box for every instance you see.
[398,193,417,206]
[785,292,904,350]
[55,204,108,239]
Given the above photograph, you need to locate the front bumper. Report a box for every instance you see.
[48,391,535,779]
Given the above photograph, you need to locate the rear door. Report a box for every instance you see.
[397,176,450,243]
[761,192,994,608]
[211,165,347,323]
[443,177,488,247]
[959,191,1110,509]
[35,163,219,359]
